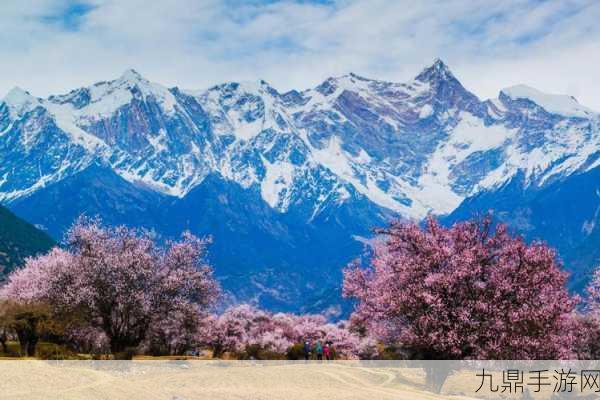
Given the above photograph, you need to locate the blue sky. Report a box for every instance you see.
[41,2,96,31]
[1,0,600,109]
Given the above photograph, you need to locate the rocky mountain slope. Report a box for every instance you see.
[1,59,598,311]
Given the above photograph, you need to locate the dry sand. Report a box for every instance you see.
[0,361,481,400]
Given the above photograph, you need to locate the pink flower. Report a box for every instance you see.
[343,216,579,360]
[1,218,219,354]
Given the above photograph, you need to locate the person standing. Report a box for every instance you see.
[315,340,323,360]
[323,342,331,361]
[327,341,335,360]
[303,340,311,361]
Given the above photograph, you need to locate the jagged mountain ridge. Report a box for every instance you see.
[8,163,389,313]
[2,59,597,220]
[1,59,599,311]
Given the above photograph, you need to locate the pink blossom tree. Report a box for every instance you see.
[343,217,578,361]
[65,326,109,355]
[199,304,258,356]
[142,306,209,356]
[320,321,378,359]
[585,267,600,316]
[575,266,600,359]
[199,304,375,359]
[197,304,293,357]
[1,219,220,356]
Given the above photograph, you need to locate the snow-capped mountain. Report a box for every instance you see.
[1,59,598,310]
[2,60,597,218]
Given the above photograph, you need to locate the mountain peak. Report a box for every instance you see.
[2,86,40,117]
[415,58,456,83]
[3,86,33,103]
[432,57,447,67]
[117,68,148,85]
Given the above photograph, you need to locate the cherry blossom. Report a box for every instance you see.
[343,216,578,359]
[1,218,220,354]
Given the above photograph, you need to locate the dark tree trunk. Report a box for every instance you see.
[110,336,140,359]
[0,330,8,354]
[16,330,29,357]
[212,343,224,358]
[27,337,38,357]
[424,364,452,394]
[16,323,40,357]
[110,340,125,354]
[103,317,146,359]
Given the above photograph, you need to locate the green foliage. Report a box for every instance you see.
[1,301,52,356]
[112,347,136,360]
[35,342,82,360]
[0,341,20,357]
[0,341,83,359]
[0,205,55,278]
[376,344,405,360]
[286,343,305,360]
[241,344,287,360]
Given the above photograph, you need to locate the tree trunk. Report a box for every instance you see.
[27,337,38,357]
[19,342,28,356]
[213,344,224,358]
[110,340,125,354]
[15,325,39,357]
[16,330,28,357]
[424,365,452,394]
[110,337,138,359]
[0,330,8,354]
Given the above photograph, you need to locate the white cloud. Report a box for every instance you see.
[0,0,599,110]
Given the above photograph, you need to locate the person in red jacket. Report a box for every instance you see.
[323,342,331,360]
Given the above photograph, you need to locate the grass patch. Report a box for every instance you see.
[0,341,86,359]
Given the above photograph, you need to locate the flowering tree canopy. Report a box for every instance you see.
[1,219,220,354]
[343,217,578,360]
[575,266,600,359]
[199,304,374,359]
[585,267,600,316]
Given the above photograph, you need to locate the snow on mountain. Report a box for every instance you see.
[501,84,594,118]
[0,60,598,220]
[3,60,600,311]
[2,87,41,120]
[49,68,178,120]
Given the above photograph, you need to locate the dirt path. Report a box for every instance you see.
[0,361,477,400]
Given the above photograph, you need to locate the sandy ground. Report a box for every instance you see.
[0,361,482,400]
